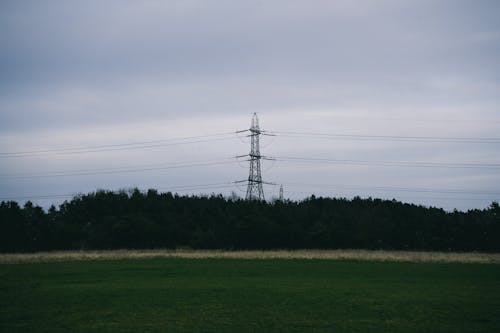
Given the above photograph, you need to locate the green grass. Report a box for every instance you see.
[1,259,499,332]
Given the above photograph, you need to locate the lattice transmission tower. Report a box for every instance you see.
[236,113,274,200]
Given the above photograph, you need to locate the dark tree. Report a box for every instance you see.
[1,192,499,253]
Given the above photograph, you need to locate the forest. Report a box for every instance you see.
[1,189,499,253]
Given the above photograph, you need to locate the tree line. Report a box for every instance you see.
[1,189,499,253]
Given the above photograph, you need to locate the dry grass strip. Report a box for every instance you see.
[1,249,500,264]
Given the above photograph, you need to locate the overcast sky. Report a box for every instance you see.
[1,0,499,211]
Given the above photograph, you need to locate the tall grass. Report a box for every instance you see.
[1,249,499,263]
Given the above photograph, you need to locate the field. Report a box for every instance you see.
[1,252,500,332]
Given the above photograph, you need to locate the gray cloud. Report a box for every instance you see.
[1,0,499,210]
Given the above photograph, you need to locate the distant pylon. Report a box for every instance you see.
[279,184,284,201]
[245,113,265,200]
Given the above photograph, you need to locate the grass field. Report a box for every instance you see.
[1,257,500,332]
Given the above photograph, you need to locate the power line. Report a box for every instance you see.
[272,130,500,144]
[2,129,498,159]
[287,190,492,202]
[280,190,493,211]
[280,182,500,196]
[2,154,498,182]
[0,182,237,201]
[0,132,237,158]
[0,194,75,201]
[0,159,237,179]
[273,156,500,170]
[161,182,235,191]
[2,120,498,209]
[301,114,500,124]
[282,190,494,202]
[2,182,497,204]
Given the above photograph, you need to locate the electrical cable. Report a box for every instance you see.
[272,130,500,144]
[0,158,237,179]
[0,182,238,201]
[0,132,237,158]
[273,156,500,170]
[279,182,500,196]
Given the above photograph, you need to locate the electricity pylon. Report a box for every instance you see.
[236,113,274,201]
[279,184,284,201]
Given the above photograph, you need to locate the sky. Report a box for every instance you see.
[1,0,499,211]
